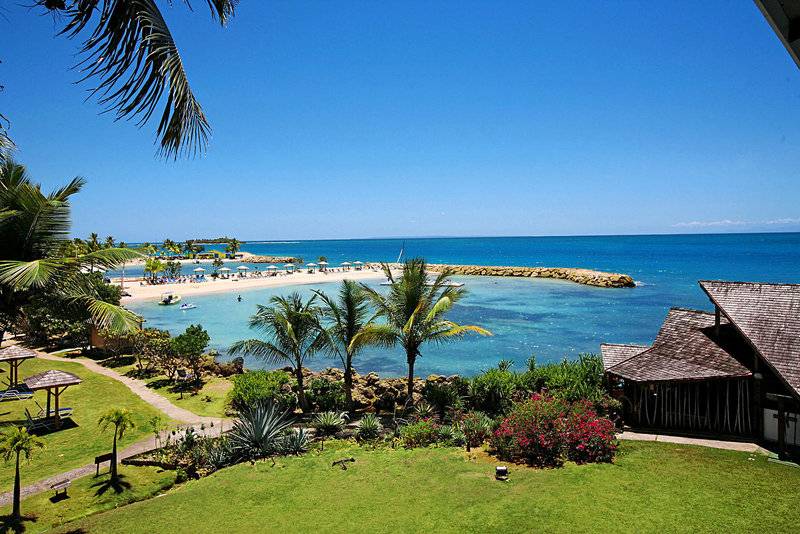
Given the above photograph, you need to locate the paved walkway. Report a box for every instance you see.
[619,430,768,453]
[0,350,232,506]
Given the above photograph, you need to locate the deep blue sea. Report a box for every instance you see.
[124,233,800,377]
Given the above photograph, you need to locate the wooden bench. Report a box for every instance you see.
[50,479,70,498]
[95,452,113,475]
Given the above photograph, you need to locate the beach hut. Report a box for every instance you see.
[307,262,317,273]
[237,265,249,277]
[318,260,328,272]
[353,260,363,271]
[284,263,295,273]
[0,346,37,388]
[24,369,82,424]
[602,280,800,460]
[341,261,351,271]
[219,267,231,279]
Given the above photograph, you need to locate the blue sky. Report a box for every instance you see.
[3,1,800,241]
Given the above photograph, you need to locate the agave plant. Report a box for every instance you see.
[355,413,383,441]
[228,399,293,461]
[280,428,311,455]
[312,411,349,437]
[412,401,436,421]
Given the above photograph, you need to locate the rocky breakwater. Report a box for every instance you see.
[426,264,635,288]
[239,254,303,264]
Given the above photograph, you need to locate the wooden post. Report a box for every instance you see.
[54,387,61,422]
[46,389,51,419]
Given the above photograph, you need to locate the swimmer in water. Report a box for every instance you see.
[237,295,242,302]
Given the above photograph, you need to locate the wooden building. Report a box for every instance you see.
[603,281,800,458]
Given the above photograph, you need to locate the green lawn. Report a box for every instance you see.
[78,356,231,418]
[0,465,176,533]
[0,358,171,489]
[58,441,799,533]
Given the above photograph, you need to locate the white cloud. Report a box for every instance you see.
[672,217,800,228]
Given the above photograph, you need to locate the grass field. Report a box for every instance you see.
[0,358,171,489]
[57,440,800,533]
[0,465,176,533]
[77,356,231,419]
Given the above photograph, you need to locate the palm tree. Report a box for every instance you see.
[104,235,116,249]
[98,408,136,482]
[314,281,393,412]
[87,232,101,272]
[2,1,238,159]
[144,258,165,281]
[0,426,45,522]
[229,293,325,413]
[225,238,241,257]
[361,258,492,403]
[139,243,158,257]
[0,161,142,344]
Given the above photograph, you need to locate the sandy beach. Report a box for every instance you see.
[120,268,387,303]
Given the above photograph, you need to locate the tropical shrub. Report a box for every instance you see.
[313,411,349,437]
[490,394,569,467]
[422,378,468,418]
[412,401,436,421]
[563,401,618,464]
[280,428,311,455]
[307,377,346,412]
[400,418,441,448]
[469,368,520,415]
[172,324,210,381]
[227,370,296,412]
[228,399,293,461]
[355,413,383,441]
[490,394,617,468]
[459,411,495,450]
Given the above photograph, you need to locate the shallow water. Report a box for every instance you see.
[125,232,800,377]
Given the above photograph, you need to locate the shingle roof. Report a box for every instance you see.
[700,280,800,397]
[0,345,38,362]
[600,343,648,370]
[24,369,82,390]
[606,308,752,382]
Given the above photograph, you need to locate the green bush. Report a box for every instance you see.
[400,419,441,448]
[312,411,349,437]
[468,368,520,416]
[458,411,495,450]
[227,370,296,412]
[307,377,346,412]
[355,413,383,441]
[521,354,618,410]
[422,378,468,417]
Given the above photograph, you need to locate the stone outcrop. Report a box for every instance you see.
[289,367,461,412]
[424,264,635,288]
[239,255,303,264]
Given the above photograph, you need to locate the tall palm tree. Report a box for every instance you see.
[230,293,325,413]
[0,426,45,522]
[87,232,101,272]
[361,258,492,403]
[2,1,238,159]
[144,258,165,281]
[98,408,136,482]
[314,281,394,412]
[225,238,241,257]
[0,161,142,344]
[104,235,116,249]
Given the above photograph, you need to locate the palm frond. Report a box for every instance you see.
[0,259,64,289]
[229,339,292,366]
[85,298,142,332]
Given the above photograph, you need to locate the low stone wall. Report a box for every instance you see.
[239,255,303,264]
[426,264,635,288]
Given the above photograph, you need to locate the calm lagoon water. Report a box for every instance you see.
[126,233,800,377]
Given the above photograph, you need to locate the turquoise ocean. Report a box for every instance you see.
[124,233,800,377]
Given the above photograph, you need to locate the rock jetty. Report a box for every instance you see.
[239,255,303,264]
[426,264,635,288]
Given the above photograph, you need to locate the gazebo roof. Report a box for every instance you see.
[24,369,82,390]
[0,345,38,363]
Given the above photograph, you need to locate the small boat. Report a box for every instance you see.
[158,292,182,305]
[179,303,197,310]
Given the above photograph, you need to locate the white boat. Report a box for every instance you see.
[159,292,182,305]
[179,303,197,310]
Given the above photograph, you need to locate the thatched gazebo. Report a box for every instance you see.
[0,345,37,388]
[24,369,82,422]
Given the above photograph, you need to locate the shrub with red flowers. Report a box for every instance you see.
[563,400,618,464]
[489,394,617,468]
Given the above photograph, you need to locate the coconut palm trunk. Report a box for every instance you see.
[111,427,119,481]
[295,365,309,413]
[12,450,21,520]
[406,348,417,403]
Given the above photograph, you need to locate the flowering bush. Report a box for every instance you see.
[563,401,617,464]
[489,394,617,468]
[400,418,442,448]
[458,411,495,451]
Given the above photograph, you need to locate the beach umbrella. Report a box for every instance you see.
[267,265,277,270]
[341,262,351,266]
[219,267,231,272]
[318,261,328,265]
[237,265,249,270]
[193,267,205,272]
[307,263,317,267]
[284,263,294,268]
[353,261,363,265]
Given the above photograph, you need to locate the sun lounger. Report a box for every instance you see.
[25,408,50,431]
[34,399,73,419]
[0,388,34,401]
